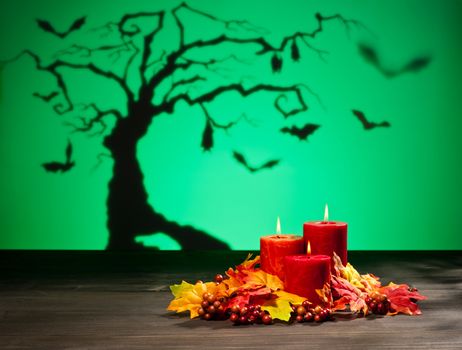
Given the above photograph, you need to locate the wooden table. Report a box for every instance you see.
[0,251,461,349]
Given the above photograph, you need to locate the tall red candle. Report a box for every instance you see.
[303,205,348,266]
[260,234,304,281]
[283,254,331,305]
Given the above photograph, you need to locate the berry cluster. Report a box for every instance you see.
[291,301,332,323]
[229,304,273,325]
[365,291,390,315]
[198,292,227,320]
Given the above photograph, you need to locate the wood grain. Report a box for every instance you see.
[0,251,461,349]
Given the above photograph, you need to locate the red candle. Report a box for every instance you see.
[303,204,348,266]
[260,218,304,281]
[283,252,331,305]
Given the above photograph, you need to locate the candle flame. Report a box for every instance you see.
[323,203,329,222]
[307,241,311,255]
[276,216,281,235]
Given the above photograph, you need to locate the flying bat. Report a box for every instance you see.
[33,91,59,102]
[36,17,86,39]
[280,123,320,141]
[352,109,390,130]
[358,43,431,78]
[42,140,75,173]
[233,151,280,173]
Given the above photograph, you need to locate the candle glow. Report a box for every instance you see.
[324,204,329,222]
[307,240,311,255]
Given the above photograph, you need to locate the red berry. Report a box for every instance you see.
[198,307,205,316]
[249,315,256,323]
[304,312,313,322]
[239,315,248,324]
[302,300,311,308]
[230,313,239,323]
[240,306,249,315]
[262,314,272,325]
[296,315,304,323]
[206,294,216,303]
[314,314,322,322]
[230,305,240,314]
[255,305,261,312]
[314,306,323,314]
[207,305,216,314]
[202,292,210,300]
[214,274,224,283]
[252,310,261,318]
[203,313,212,321]
[291,305,297,313]
[201,300,209,308]
[213,300,221,308]
[369,301,377,313]
[296,306,306,315]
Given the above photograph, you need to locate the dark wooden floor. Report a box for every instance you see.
[0,251,461,349]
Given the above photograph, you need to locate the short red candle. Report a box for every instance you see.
[283,255,331,305]
[303,221,348,266]
[260,235,305,281]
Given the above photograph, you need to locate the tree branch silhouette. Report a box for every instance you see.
[1,3,362,250]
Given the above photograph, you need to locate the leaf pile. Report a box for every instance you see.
[168,253,426,323]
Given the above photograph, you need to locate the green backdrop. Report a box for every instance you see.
[0,0,461,250]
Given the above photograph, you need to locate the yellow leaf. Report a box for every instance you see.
[274,290,306,306]
[260,290,307,322]
[170,280,194,298]
[167,280,226,319]
[261,297,293,322]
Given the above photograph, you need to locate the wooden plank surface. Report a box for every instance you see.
[0,251,461,349]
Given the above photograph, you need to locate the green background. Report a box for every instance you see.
[0,0,461,250]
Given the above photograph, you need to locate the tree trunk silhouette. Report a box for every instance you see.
[104,103,230,250]
[2,3,363,250]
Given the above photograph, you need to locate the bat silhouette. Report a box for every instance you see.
[36,17,86,39]
[33,91,59,102]
[291,40,301,62]
[233,151,280,173]
[352,109,390,130]
[358,43,431,78]
[271,53,283,73]
[280,123,320,141]
[201,119,214,152]
[42,140,75,173]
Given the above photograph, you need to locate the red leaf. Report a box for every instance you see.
[331,275,368,314]
[379,283,427,315]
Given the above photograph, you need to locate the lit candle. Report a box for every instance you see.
[303,204,348,266]
[260,217,305,281]
[283,242,331,305]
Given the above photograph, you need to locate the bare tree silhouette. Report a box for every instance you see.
[2,3,363,250]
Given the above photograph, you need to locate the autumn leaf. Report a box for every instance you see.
[331,275,368,314]
[274,290,307,306]
[260,290,306,322]
[224,255,282,295]
[379,283,427,316]
[316,283,333,307]
[167,280,227,318]
[261,298,292,322]
[332,252,381,292]
[240,270,284,291]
